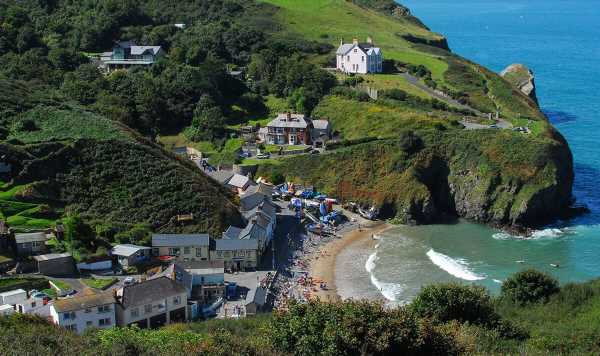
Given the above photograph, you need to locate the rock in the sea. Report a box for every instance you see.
[501,64,539,106]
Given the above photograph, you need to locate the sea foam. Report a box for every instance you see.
[365,252,404,301]
[426,249,486,281]
[492,227,575,241]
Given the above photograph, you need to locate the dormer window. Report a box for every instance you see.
[353,49,357,53]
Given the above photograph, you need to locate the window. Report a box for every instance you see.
[131,308,139,318]
[362,56,364,62]
[347,55,350,61]
[184,246,190,254]
[65,324,77,332]
[63,312,76,320]
[216,251,223,257]
[173,296,181,305]
[144,304,152,314]
[152,248,159,256]
[97,305,111,313]
[237,250,245,257]
[84,308,92,313]
[196,248,201,257]
[353,49,357,53]
[169,248,180,256]
[99,318,111,326]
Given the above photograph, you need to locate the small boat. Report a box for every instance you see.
[516,260,525,264]
[550,263,560,268]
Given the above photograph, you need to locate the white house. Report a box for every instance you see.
[336,37,383,74]
[0,289,27,306]
[50,292,116,334]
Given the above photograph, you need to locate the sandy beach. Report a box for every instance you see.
[308,221,391,302]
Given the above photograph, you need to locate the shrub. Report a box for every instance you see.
[411,284,499,326]
[501,269,560,304]
[15,119,38,132]
[380,88,408,101]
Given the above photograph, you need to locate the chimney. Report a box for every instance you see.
[366,36,373,44]
[287,112,292,120]
[352,38,358,45]
[340,38,344,46]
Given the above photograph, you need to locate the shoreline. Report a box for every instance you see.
[308,221,392,302]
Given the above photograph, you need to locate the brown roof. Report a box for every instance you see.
[52,292,115,313]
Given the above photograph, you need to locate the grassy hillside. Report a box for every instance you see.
[260,0,544,125]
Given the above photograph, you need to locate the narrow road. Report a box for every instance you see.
[398,72,483,115]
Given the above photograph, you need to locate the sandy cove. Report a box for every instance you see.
[308,221,392,302]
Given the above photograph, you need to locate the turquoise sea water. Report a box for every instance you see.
[336,0,600,304]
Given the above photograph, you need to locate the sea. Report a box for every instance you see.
[336,0,600,305]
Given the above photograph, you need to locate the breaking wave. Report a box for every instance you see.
[365,252,404,301]
[426,249,486,281]
[492,227,575,241]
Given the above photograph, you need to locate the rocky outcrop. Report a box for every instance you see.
[501,64,539,106]
[400,33,450,51]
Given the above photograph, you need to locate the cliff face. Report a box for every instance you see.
[257,129,574,232]
[501,64,539,106]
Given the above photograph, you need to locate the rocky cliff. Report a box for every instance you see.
[501,64,539,106]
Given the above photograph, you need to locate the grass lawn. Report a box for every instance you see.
[158,133,218,154]
[264,144,308,153]
[240,157,284,166]
[9,106,129,143]
[50,279,71,291]
[338,73,432,99]
[81,278,117,290]
[260,0,448,81]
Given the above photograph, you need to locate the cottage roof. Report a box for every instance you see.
[228,174,251,189]
[152,234,209,247]
[115,40,136,49]
[111,244,151,257]
[267,113,310,129]
[223,226,243,239]
[246,286,268,306]
[131,46,162,56]
[208,170,234,185]
[15,232,47,244]
[214,238,258,251]
[120,277,187,309]
[0,289,26,298]
[176,260,224,275]
[312,120,330,130]
[336,42,380,55]
[52,292,115,313]
[32,253,72,262]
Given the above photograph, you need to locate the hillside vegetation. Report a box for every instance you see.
[3,270,600,355]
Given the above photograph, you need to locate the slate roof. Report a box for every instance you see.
[32,253,72,261]
[223,226,243,239]
[15,232,47,244]
[312,120,330,130]
[228,174,251,189]
[267,113,310,129]
[176,260,224,275]
[111,244,151,257]
[152,234,209,247]
[208,170,234,185]
[131,46,161,55]
[215,238,258,251]
[336,42,380,55]
[120,277,187,308]
[53,292,115,313]
[246,286,268,307]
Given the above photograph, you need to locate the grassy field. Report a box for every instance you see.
[8,106,129,144]
[313,95,460,139]
[260,0,448,81]
[50,280,71,291]
[0,184,58,230]
[81,278,117,290]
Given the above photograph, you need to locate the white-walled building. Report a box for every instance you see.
[50,292,116,334]
[336,37,383,74]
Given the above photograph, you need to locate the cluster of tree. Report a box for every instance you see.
[248,52,337,115]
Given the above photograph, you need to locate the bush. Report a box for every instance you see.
[15,119,38,132]
[380,88,408,101]
[501,269,560,305]
[411,284,499,326]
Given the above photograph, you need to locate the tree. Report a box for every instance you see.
[411,283,499,326]
[501,269,560,304]
[185,97,226,141]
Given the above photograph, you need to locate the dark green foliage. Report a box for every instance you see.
[14,119,37,132]
[380,88,408,101]
[501,269,560,305]
[269,299,462,356]
[12,138,242,235]
[331,86,371,102]
[411,283,499,327]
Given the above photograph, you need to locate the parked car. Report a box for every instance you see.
[256,153,270,159]
[123,277,135,286]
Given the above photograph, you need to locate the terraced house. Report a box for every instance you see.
[50,292,116,334]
